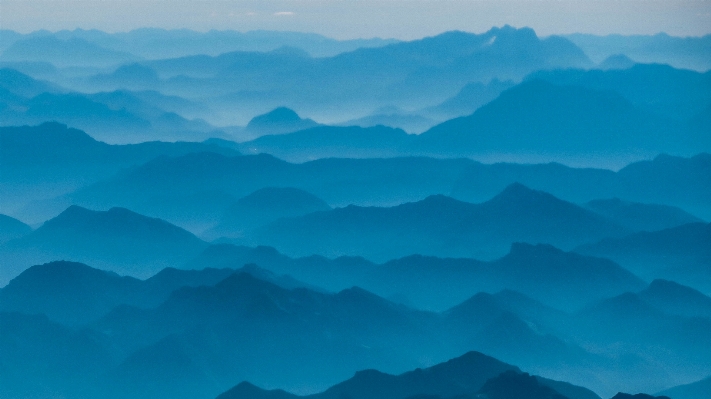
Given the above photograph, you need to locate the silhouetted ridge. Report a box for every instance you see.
[249,107,302,125]
[478,370,568,399]
[216,382,297,399]
[610,394,670,399]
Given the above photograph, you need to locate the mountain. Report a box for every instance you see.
[88,63,161,90]
[418,79,700,158]
[217,351,600,399]
[0,311,114,399]
[423,79,515,120]
[0,122,238,223]
[245,107,319,137]
[0,260,312,325]
[657,375,711,399]
[583,198,703,232]
[93,272,442,399]
[185,241,643,312]
[526,64,711,121]
[144,26,591,123]
[246,183,630,262]
[238,125,414,162]
[576,222,711,293]
[451,153,711,220]
[609,394,670,399]
[0,214,31,244]
[564,33,711,71]
[0,206,208,284]
[476,371,569,399]
[0,67,59,97]
[1,29,397,60]
[340,109,437,134]
[638,279,711,318]
[597,54,636,70]
[206,187,331,240]
[0,35,139,67]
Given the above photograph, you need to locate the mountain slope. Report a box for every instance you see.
[206,187,331,239]
[576,222,711,293]
[418,80,697,157]
[217,351,600,399]
[657,375,711,399]
[583,198,703,232]
[0,214,31,244]
[0,206,208,284]
[246,183,629,262]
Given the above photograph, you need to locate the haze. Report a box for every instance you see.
[3,0,711,39]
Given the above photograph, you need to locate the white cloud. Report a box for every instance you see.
[274,11,294,16]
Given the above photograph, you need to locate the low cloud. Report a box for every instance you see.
[274,11,294,16]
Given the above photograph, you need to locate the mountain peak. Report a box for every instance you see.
[248,107,302,126]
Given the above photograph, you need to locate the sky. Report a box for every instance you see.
[1,0,710,39]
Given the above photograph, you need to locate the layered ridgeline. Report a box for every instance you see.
[1,261,708,399]
[216,351,599,399]
[0,206,208,284]
[576,222,711,293]
[235,64,711,161]
[0,122,239,223]
[239,183,631,261]
[0,69,224,143]
[60,148,710,231]
[0,29,397,62]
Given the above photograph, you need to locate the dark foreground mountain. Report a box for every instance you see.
[245,183,629,262]
[576,222,711,293]
[217,352,599,399]
[609,394,671,399]
[0,206,208,284]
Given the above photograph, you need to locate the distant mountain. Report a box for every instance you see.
[1,29,397,60]
[0,67,59,97]
[145,26,591,119]
[0,35,139,67]
[564,33,711,71]
[206,187,331,240]
[0,260,314,325]
[418,79,699,157]
[185,242,643,312]
[638,279,711,319]
[476,371,569,399]
[451,153,711,220]
[0,122,238,223]
[245,107,319,137]
[657,375,711,399]
[238,125,414,161]
[0,206,208,284]
[0,214,31,244]
[340,110,437,134]
[217,351,599,399]
[246,183,630,262]
[583,198,703,232]
[88,63,161,90]
[526,64,711,121]
[597,54,636,70]
[576,222,711,293]
[423,79,515,120]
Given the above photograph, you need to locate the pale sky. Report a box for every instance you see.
[1,0,710,39]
